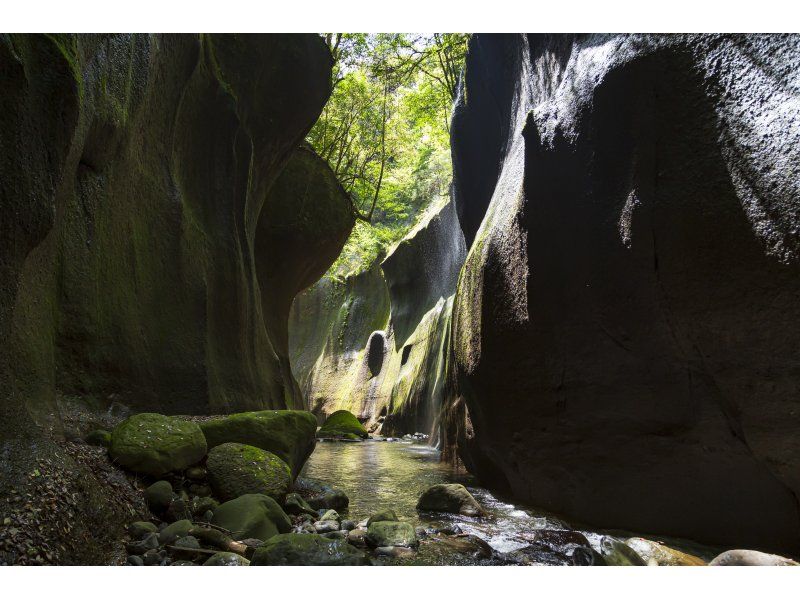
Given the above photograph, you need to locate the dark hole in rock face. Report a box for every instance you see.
[366,331,385,377]
[401,344,412,366]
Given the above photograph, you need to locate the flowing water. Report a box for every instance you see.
[300,438,717,565]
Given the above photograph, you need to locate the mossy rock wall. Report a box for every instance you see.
[445,33,800,554]
[0,33,350,563]
[288,199,465,439]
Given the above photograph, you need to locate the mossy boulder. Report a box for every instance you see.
[366,509,398,527]
[295,478,350,511]
[203,552,250,566]
[110,413,207,477]
[199,410,317,478]
[366,521,418,548]
[211,494,291,542]
[128,521,158,540]
[206,442,292,502]
[416,483,484,516]
[250,533,369,566]
[144,480,174,513]
[317,410,368,439]
[158,519,194,545]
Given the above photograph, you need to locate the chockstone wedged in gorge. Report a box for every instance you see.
[110,413,207,477]
[206,442,292,503]
[317,409,369,439]
[199,410,317,478]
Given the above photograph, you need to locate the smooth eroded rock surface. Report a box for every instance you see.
[210,494,291,542]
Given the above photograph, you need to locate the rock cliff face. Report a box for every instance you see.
[289,198,465,440]
[0,33,351,563]
[446,34,800,553]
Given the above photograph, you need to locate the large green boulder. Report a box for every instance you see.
[206,442,292,502]
[317,410,369,439]
[203,552,250,566]
[110,413,207,477]
[250,534,369,566]
[416,483,485,516]
[366,521,418,548]
[211,494,291,542]
[199,410,317,478]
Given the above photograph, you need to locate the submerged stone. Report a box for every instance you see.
[110,413,207,477]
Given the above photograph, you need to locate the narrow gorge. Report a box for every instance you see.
[1,32,799,567]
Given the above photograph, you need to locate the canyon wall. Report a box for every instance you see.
[446,33,800,554]
[289,198,465,441]
[0,33,352,562]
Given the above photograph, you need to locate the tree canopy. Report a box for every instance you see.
[308,33,469,279]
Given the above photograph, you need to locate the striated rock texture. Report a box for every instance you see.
[446,33,800,554]
[289,198,465,439]
[0,33,351,563]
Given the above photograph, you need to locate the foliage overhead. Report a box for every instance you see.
[309,33,469,279]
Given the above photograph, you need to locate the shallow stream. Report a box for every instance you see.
[300,438,718,565]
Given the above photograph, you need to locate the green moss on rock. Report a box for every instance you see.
[211,494,291,542]
[416,483,484,517]
[110,414,206,477]
[199,410,316,478]
[317,410,368,439]
[366,521,418,548]
[206,442,292,502]
[250,533,369,566]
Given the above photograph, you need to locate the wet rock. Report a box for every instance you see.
[625,537,706,566]
[320,509,340,522]
[599,537,647,566]
[366,521,418,548]
[128,521,158,540]
[366,509,398,526]
[110,414,207,477]
[340,520,356,532]
[143,549,161,566]
[211,494,291,542]
[313,520,339,533]
[170,560,196,566]
[144,480,174,514]
[127,555,144,566]
[250,533,369,566]
[296,522,316,534]
[322,530,349,540]
[517,529,591,555]
[284,492,317,517]
[126,532,159,555]
[347,528,369,548]
[296,478,349,511]
[206,442,292,503]
[709,550,799,566]
[204,552,250,566]
[417,484,484,516]
[506,544,572,566]
[430,534,494,559]
[572,546,607,566]
[317,410,369,439]
[158,519,193,545]
[85,429,111,448]
[199,410,318,478]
